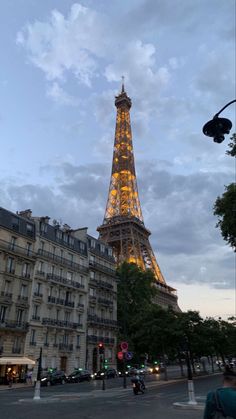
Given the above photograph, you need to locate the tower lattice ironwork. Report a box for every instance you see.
[97,82,178,308]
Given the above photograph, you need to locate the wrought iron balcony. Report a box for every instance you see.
[0,238,36,259]
[33,292,43,298]
[87,315,118,328]
[31,315,40,321]
[0,291,13,302]
[47,296,75,308]
[97,280,114,290]
[98,297,113,306]
[0,320,29,332]
[37,249,88,274]
[46,273,85,290]
[58,343,73,352]
[42,318,82,330]
[89,260,116,277]
[17,295,29,304]
[12,347,21,354]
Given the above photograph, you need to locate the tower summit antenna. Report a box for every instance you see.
[121,75,125,93]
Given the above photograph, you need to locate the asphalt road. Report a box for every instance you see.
[0,373,222,419]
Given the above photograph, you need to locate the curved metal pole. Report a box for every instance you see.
[214,99,236,118]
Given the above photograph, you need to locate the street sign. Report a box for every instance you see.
[125,351,133,361]
[117,351,123,360]
[120,341,128,352]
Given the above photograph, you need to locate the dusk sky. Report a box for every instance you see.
[0,0,235,319]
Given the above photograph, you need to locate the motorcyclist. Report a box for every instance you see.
[131,369,145,391]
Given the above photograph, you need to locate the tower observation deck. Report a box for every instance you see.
[97,82,179,310]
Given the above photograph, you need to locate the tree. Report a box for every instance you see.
[214,133,236,251]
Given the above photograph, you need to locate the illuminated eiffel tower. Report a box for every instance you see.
[97,80,179,309]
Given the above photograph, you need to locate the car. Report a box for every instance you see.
[66,369,92,383]
[40,370,67,386]
[94,368,117,379]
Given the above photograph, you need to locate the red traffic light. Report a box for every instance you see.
[98,342,105,355]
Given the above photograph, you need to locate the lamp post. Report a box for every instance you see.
[182,336,197,405]
[33,347,42,401]
[202,99,235,143]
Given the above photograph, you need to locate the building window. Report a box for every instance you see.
[4,280,11,294]
[80,242,85,251]
[20,284,28,298]
[64,312,71,322]
[40,241,44,251]
[38,261,44,273]
[6,257,14,273]
[16,309,24,323]
[30,329,36,344]
[40,223,48,234]
[59,268,63,278]
[0,306,7,322]
[68,236,74,247]
[100,244,105,253]
[10,237,17,251]
[35,282,41,294]
[67,272,73,281]
[22,263,30,278]
[44,332,49,346]
[76,335,80,347]
[89,288,96,297]
[12,216,19,231]
[26,223,34,236]
[90,255,95,264]
[91,239,96,248]
[33,305,39,318]
[63,234,68,244]
[108,247,113,257]
[90,271,95,279]
[26,242,32,256]
[78,314,82,325]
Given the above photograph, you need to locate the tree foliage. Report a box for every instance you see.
[117,263,236,366]
[214,133,236,251]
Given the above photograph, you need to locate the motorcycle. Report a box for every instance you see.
[131,377,145,395]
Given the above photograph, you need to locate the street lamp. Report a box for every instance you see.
[202,99,236,143]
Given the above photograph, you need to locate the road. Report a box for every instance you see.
[0,373,222,419]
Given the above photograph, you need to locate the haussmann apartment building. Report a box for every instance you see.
[0,207,117,384]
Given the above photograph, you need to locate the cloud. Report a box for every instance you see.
[46,82,79,106]
[16,3,107,86]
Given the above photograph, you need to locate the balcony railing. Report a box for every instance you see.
[58,343,73,351]
[42,318,82,330]
[0,291,13,300]
[31,315,40,321]
[47,296,75,308]
[17,295,29,303]
[98,297,113,306]
[87,315,118,328]
[12,347,21,354]
[0,238,36,259]
[89,261,116,277]
[0,320,29,332]
[87,335,115,345]
[46,273,85,290]
[33,292,43,298]
[37,249,88,274]
[97,280,114,290]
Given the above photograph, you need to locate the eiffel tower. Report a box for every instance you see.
[97,80,179,310]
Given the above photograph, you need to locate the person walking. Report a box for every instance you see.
[204,367,236,418]
[7,371,13,389]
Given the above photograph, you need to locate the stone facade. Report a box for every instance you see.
[0,207,117,383]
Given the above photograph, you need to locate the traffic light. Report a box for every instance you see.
[104,359,108,369]
[98,342,105,355]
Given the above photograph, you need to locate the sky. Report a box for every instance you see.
[0,0,235,319]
